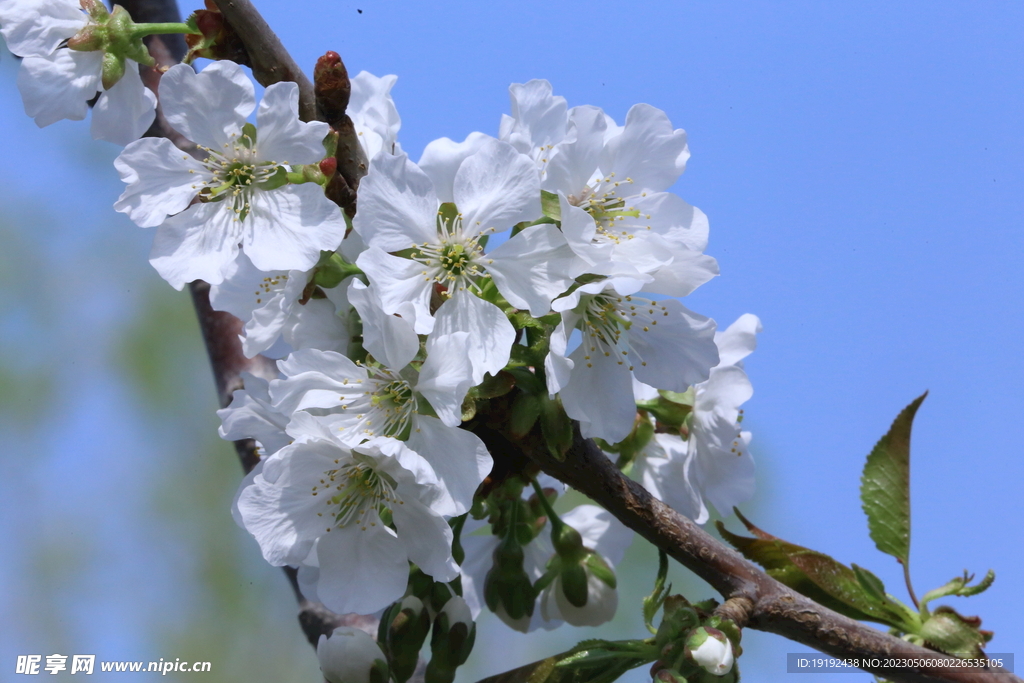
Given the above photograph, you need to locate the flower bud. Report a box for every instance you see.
[685,627,734,676]
[426,596,476,683]
[378,596,430,683]
[319,157,338,178]
[317,628,389,683]
[314,51,352,125]
[654,669,688,683]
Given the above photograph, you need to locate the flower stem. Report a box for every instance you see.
[132,22,196,38]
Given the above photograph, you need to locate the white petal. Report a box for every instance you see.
[391,496,459,582]
[281,296,349,356]
[114,137,207,227]
[16,50,100,127]
[486,224,576,317]
[347,279,419,369]
[629,300,719,391]
[316,522,408,615]
[433,291,515,384]
[90,62,156,145]
[619,237,719,298]
[694,431,755,516]
[356,247,434,334]
[352,151,438,251]
[543,317,575,396]
[454,139,540,235]
[560,347,637,443]
[0,0,84,55]
[406,415,492,517]
[349,71,401,159]
[504,80,567,153]
[562,506,633,567]
[418,132,493,203]
[149,201,241,289]
[715,314,762,368]
[256,81,331,164]
[600,104,689,193]
[542,105,606,195]
[244,184,347,272]
[417,332,475,427]
[160,61,254,148]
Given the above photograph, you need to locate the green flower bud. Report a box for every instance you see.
[380,596,431,683]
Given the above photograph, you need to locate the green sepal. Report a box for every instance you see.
[861,393,927,569]
[369,659,391,683]
[918,607,991,658]
[716,511,919,631]
[585,552,617,589]
[636,395,693,430]
[541,190,562,221]
[511,215,558,236]
[257,166,289,192]
[184,11,201,33]
[312,251,363,289]
[469,371,516,399]
[610,415,655,467]
[560,562,590,608]
[509,392,543,439]
[100,51,126,90]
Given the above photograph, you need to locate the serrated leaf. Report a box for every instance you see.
[861,392,927,567]
[717,511,917,631]
[918,607,989,658]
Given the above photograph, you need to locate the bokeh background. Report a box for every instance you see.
[1,1,1021,681]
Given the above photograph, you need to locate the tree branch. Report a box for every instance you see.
[485,416,1018,683]
[210,0,316,122]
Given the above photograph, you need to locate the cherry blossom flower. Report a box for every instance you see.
[236,413,460,615]
[0,0,156,144]
[269,340,491,517]
[546,276,719,443]
[113,60,346,288]
[353,141,575,383]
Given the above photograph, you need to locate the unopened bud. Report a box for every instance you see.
[685,627,734,676]
[314,51,352,124]
[380,596,430,683]
[654,669,688,683]
[427,595,476,683]
[319,156,338,177]
[317,627,389,683]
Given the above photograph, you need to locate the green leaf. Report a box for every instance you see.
[540,396,573,461]
[716,511,918,631]
[510,393,543,439]
[918,607,990,658]
[920,570,996,611]
[860,392,927,567]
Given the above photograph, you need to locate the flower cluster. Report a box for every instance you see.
[3,1,762,651]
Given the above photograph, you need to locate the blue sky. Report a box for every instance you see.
[1,1,1022,681]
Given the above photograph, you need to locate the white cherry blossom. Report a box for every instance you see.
[236,413,459,615]
[354,141,574,383]
[113,61,346,289]
[546,276,719,443]
[270,341,491,517]
[209,253,350,358]
[0,0,156,144]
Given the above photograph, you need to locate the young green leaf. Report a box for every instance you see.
[860,392,927,570]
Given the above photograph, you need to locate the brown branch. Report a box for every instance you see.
[484,417,1018,683]
[210,0,316,122]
